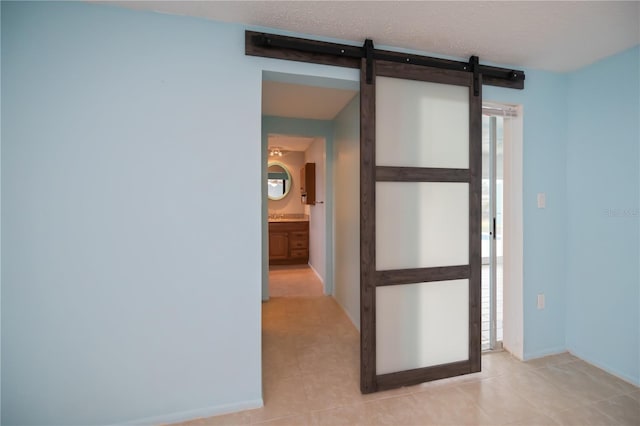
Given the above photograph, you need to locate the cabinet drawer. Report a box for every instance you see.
[290,231,308,239]
[269,221,308,232]
[290,249,308,259]
[290,239,308,249]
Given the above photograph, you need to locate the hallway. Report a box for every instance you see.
[268,265,324,298]
[180,266,639,425]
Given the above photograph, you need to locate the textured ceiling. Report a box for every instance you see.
[103,1,640,72]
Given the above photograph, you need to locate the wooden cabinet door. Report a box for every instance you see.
[300,163,316,205]
[269,232,289,260]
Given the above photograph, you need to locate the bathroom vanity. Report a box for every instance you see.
[268,220,309,265]
[266,159,312,265]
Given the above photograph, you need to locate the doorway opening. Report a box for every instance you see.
[260,74,361,406]
[260,74,359,302]
[481,102,520,351]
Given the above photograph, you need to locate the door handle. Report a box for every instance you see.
[492,217,496,240]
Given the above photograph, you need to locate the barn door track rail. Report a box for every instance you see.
[245,31,525,91]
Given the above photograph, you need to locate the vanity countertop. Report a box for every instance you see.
[268,214,309,223]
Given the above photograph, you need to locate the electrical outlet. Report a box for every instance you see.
[537,294,545,310]
[537,193,546,209]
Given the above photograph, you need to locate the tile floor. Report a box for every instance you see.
[177,265,639,426]
[268,265,324,298]
[481,263,503,350]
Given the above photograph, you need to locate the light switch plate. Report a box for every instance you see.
[537,193,546,209]
[537,294,545,310]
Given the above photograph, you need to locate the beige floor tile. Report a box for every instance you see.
[457,376,540,425]
[250,376,310,423]
[355,385,414,403]
[262,353,302,381]
[296,345,356,377]
[269,265,324,298]
[177,410,253,426]
[409,351,532,393]
[262,335,298,352]
[407,376,465,393]
[293,330,334,350]
[263,341,300,364]
[503,370,584,416]
[363,395,427,425]
[505,413,559,426]
[309,404,370,426]
[407,370,491,392]
[294,337,332,353]
[524,352,579,369]
[331,339,359,356]
[551,404,617,426]
[532,363,620,404]
[567,361,640,396]
[412,386,493,425]
[302,371,362,411]
[477,351,536,379]
[592,394,640,426]
[253,413,312,426]
[329,322,360,343]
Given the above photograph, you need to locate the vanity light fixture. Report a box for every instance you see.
[269,147,283,157]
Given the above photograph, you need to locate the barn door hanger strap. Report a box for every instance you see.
[469,55,480,96]
[247,31,525,90]
[365,39,374,84]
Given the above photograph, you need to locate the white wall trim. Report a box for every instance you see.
[308,262,325,286]
[522,347,567,361]
[500,103,525,360]
[121,399,264,426]
[335,295,360,332]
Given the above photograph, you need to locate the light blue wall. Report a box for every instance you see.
[1,2,357,424]
[1,2,263,424]
[566,46,640,385]
[333,96,361,328]
[484,72,569,359]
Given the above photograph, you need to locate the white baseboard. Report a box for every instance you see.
[503,342,524,361]
[121,398,264,425]
[308,263,325,285]
[334,295,360,332]
[522,346,567,361]
[567,349,640,387]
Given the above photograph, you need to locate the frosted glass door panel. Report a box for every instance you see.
[376,280,469,374]
[376,182,469,270]
[376,76,469,168]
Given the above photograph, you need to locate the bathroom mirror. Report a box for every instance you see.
[267,162,292,200]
